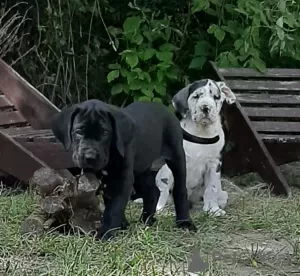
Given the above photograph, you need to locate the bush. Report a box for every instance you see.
[3,0,300,108]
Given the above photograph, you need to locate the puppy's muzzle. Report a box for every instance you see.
[83,150,99,167]
[201,105,211,115]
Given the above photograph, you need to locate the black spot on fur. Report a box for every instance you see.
[161,178,168,185]
[216,162,221,173]
[189,79,208,94]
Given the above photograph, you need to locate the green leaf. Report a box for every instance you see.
[217,53,231,68]
[138,96,152,102]
[189,56,206,69]
[250,58,266,73]
[153,97,162,103]
[234,39,243,51]
[131,33,144,45]
[165,67,178,79]
[154,84,166,96]
[107,70,119,83]
[132,68,143,79]
[129,80,142,90]
[142,48,156,61]
[156,51,173,63]
[234,8,248,16]
[141,89,154,98]
[165,27,171,41]
[192,0,210,13]
[276,16,284,28]
[227,52,239,66]
[142,72,151,83]
[207,24,218,34]
[125,53,139,68]
[194,41,210,56]
[276,26,285,40]
[278,0,286,12]
[108,26,123,36]
[157,62,171,69]
[120,68,128,77]
[157,70,164,82]
[126,71,138,84]
[141,84,154,98]
[159,43,179,52]
[214,27,225,43]
[108,63,121,70]
[111,83,124,95]
[123,16,141,34]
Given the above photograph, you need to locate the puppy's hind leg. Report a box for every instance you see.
[155,164,173,212]
[165,154,197,231]
[136,170,160,226]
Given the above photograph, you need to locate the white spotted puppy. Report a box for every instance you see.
[156,79,236,216]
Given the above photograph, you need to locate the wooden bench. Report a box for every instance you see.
[205,61,300,197]
[0,58,74,181]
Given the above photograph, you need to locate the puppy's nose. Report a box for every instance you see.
[201,105,210,113]
[85,152,97,165]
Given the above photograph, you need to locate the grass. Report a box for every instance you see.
[0,179,300,276]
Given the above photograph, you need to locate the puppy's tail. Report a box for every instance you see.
[182,128,220,144]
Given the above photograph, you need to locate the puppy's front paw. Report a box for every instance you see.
[96,228,116,242]
[176,220,197,232]
[133,198,143,204]
[210,208,226,217]
[203,205,226,217]
[121,218,130,230]
[218,190,228,209]
[141,213,157,226]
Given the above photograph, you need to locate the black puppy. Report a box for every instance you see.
[52,100,214,240]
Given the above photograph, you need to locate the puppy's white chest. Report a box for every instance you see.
[183,138,223,162]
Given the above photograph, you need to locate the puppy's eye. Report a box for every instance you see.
[75,129,84,136]
[214,94,221,100]
[192,94,200,99]
[102,130,109,136]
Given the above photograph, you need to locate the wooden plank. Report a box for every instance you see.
[9,129,53,139]
[219,68,300,79]
[207,61,291,197]
[265,143,300,166]
[222,143,300,176]
[237,93,300,105]
[244,107,300,119]
[20,141,75,169]
[0,95,14,110]
[2,126,34,136]
[226,80,300,92]
[0,58,60,130]
[260,134,300,144]
[0,130,49,181]
[0,111,27,126]
[253,121,300,133]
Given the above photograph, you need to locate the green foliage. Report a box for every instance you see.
[106,6,181,104]
[4,0,300,107]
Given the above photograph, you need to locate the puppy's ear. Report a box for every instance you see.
[107,108,136,158]
[216,81,236,105]
[172,85,191,118]
[51,105,80,151]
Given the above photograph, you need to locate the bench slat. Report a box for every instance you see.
[219,68,300,79]
[260,134,300,143]
[0,95,14,110]
[237,93,300,105]
[244,107,300,119]
[0,111,28,126]
[253,121,300,133]
[226,80,300,92]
